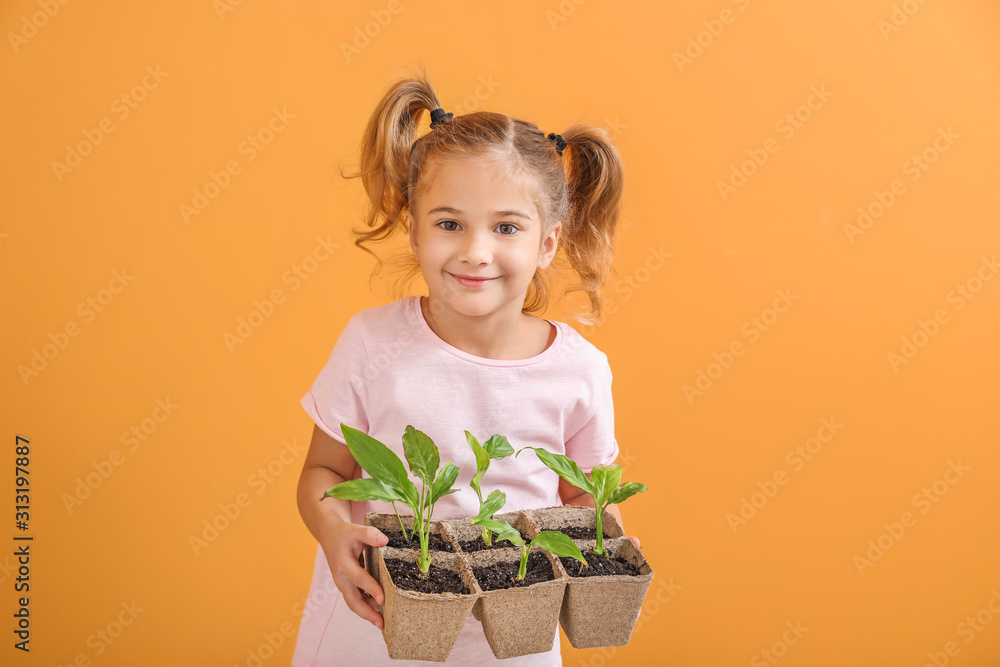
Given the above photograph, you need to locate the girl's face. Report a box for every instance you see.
[408,155,561,320]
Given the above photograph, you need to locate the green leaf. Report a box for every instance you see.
[465,431,490,501]
[323,478,408,503]
[429,462,460,505]
[402,425,439,485]
[590,464,623,507]
[482,434,514,460]
[608,482,647,506]
[517,447,594,495]
[340,424,418,507]
[474,489,506,522]
[471,518,525,547]
[530,531,587,567]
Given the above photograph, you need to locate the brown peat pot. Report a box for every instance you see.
[465,544,568,659]
[370,545,480,662]
[361,507,651,657]
[556,537,654,649]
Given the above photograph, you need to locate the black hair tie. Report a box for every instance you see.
[547,132,566,156]
[429,107,453,128]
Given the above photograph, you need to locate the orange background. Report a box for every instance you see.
[3,1,1000,665]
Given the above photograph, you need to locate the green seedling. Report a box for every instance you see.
[516,447,646,556]
[323,423,459,578]
[473,517,587,581]
[465,431,514,545]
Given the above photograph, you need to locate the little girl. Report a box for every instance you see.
[293,69,633,666]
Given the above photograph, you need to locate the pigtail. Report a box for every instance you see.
[557,125,625,326]
[340,67,443,290]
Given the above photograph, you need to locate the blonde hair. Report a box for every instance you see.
[341,66,625,325]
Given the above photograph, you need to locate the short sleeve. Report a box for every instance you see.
[300,316,371,444]
[564,353,619,472]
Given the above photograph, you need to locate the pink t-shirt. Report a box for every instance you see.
[292,295,619,667]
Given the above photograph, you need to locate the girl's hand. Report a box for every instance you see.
[323,522,389,629]
[628,536,641,549]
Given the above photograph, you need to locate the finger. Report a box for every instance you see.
[349,563,385,605]
[360,525,389,548]
[363,593,383,615]
[342,585,384,629]
[630,536,641,548]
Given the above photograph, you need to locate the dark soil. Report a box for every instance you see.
[384,558,470,594]
[458,535,520,552]
[550,525,598,540]
[381,529,454,552]
[473,552,554,591]
[560,551,641,577]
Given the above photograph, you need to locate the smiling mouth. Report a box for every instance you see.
[449,273,497,286]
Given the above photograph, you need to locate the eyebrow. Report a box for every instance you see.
[426,206,533,221]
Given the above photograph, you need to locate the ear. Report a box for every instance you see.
[537,222,562,270]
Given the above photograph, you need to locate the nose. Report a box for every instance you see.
[458,228,492,266]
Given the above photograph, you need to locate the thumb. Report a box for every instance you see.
[629,535,641,549]
[363,526,389,547]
